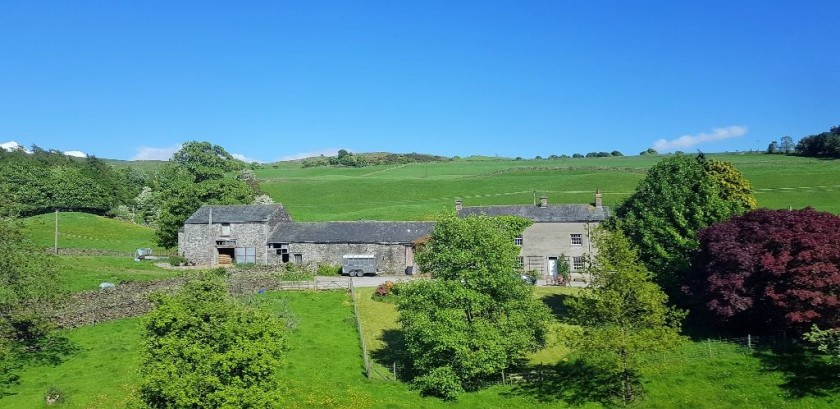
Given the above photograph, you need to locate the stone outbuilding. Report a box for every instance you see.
[267,221,435,274]
[178,204,292,266]
[457,191,610,281]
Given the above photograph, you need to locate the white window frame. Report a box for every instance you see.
[515,256,524,269]
[514,235,523,246]
[572,256,585,271]
[570,233,583,246]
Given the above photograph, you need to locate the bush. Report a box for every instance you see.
[316,263,341,277]
[167,256,188,266]
[413,366,463,400]
[278,263,314,281]
[372,281,399,302]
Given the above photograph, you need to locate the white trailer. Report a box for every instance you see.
[342,254,376,277]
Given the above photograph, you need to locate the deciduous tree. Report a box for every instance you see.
[140,273,286,408]
[692,208,840,334]
[398,213,551,399]
[611,154,754,294]
[565,228,685,405]
[154,143,255,248]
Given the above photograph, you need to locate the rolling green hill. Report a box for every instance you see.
[256,153,840,221]
[22,212,162,253]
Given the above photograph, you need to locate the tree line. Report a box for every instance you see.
[767,125,840,158]
[0,141,263,249]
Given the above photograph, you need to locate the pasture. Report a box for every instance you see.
[21,212,166,254]
[256,154,840,221]
[3,288,839,408]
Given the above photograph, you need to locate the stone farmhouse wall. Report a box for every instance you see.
[181,222,273,266]
[519,221,600,274]
[269,242,415,275]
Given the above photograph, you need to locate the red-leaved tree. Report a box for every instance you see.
[692,208,840,334]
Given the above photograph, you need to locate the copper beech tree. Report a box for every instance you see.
[692,208,840,334]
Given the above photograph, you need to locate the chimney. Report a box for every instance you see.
[539,195,548,208]
[455,199,463,211]
[595,189,603,208]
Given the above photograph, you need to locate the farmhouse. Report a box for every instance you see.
[178,191,609,280]
[457,190,610,281]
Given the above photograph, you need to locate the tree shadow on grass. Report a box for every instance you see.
[541,293,575,321]
[754,344,840,399]
[369,329,415,381]
[502,360,619,406]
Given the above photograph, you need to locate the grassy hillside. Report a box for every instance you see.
[256,153,840,221]
[22,212,162,253]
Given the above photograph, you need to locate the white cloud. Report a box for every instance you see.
[64,150,87,158]
[653,126,748,152]
[131,144,182,161]
[277,148,343,162]
[232,153,264,163]
[1,141,30,153]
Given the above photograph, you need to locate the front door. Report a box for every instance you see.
[548,257,558,276]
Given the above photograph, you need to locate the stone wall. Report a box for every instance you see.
[519,221,600,274]
[50,272,347,329]
[269,242,415,275]
[181,222,272,266]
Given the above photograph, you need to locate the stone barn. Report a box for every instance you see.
[457,190,610,282]
[178,204,292,266]
[267,221,434,274]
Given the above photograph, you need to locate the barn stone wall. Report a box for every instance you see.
[181,222,272,266]
[269,242,415,275]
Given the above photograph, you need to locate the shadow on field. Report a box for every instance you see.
[541,293,574,321]
[369,329,414,381]
[755,346,840,398]
[503,361,618,406]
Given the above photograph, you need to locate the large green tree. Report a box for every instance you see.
[0,219,66,393]
[611,154,754,293]
[398,213,551,399]
[565,228,685,405]
[140,273,286,408]
[154,142,254,248]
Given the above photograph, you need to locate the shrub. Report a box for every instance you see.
[167,256,188,266]
[413,366,463,400]
[372,281,398,302]
[316,263,341,277]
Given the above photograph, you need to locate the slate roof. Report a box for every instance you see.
[269,221,435,244]
[458,204,611,223]
[184,204,290,224]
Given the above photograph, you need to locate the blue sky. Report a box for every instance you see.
[0,1,837,162]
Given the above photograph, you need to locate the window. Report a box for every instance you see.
[220,223,231,237]
[515,256,524,269]
[234,247,256,264]
[514,235,523,246]
[570,233,583,246]
[572,256,585,270]
[293,254,303,265]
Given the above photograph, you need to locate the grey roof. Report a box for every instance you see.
[269,221,435,244]
[185,204,289,224]
[458,204,611,223]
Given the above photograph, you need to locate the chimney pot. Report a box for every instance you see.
[455,199,463,211]
[539,195,548,208]
[595,189,603,208]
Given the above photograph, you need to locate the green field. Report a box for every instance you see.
[256,154,840,221]
[4,289,838,408]
[22,212,164,253]
[56,256,179,292]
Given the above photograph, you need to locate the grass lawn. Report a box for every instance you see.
[56,256,180,292]
[21,212,164,253]
[3,289,839,408]
[256,154,840,221]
